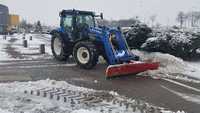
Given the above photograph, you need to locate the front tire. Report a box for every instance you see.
[73,41,98,69]
[51,33,68,61]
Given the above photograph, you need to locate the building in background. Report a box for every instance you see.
[8,14,20,34]
[0,4,9,34]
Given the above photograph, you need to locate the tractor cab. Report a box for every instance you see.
[59,10,101,41]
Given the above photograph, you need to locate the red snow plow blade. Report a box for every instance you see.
[106,61,159,78]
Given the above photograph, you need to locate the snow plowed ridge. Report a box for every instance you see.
[133,49,186,73]
[0,79,172,113]
[132,49,200,81]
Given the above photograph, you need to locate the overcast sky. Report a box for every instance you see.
[1,0,200,26]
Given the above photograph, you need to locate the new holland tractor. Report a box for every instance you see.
[51,9,159,77]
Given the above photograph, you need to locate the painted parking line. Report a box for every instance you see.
[163,78,200,93]
[161,85,200,105]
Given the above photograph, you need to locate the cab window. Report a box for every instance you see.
[76,15,95,27]
[62,15,73,30]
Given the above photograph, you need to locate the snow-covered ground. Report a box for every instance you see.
[186,61,200,79]
[14,33,52,60]
[0,35,15,61]
[15,34,52,55]
[0,33,52,61]
[0,79,182,113]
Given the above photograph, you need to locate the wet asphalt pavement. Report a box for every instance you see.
[0,59,200,113]
[0,34,200,113]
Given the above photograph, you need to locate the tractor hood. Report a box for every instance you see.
[88,26,121,37]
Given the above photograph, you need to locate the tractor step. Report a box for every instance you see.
[105,61,159,78]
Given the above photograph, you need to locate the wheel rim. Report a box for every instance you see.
[77,47,90,64]
[54,37,62,55]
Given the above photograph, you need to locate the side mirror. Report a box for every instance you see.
[100,13,103,19]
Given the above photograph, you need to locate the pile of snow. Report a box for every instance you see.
[0,79,178,113]
[132,49,200,81]
[0,79,96,113]
[185,61,200,80]
[133,49,186,73]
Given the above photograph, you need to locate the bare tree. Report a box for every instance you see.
[193,11,200,27]
[197,13,200,26]
[176,11,185,28]
[176,11,200,28]
[149,15,157,27]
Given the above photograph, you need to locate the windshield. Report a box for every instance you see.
[76,15,95,27]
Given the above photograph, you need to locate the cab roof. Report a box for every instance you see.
[60,9,95,16]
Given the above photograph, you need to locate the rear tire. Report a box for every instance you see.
[51,33,69,61]
[73,41,98,69]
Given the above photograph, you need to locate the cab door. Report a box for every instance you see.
[60,14,74,39]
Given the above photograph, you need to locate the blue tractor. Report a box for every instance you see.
[51,9,159,77]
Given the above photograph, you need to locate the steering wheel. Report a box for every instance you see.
[77,23,89,32]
